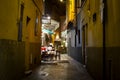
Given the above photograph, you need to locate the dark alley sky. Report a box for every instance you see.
[44,0,66,21]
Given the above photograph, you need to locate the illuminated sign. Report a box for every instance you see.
[42,16,51,24]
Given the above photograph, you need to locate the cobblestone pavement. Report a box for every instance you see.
[22,54,93,80]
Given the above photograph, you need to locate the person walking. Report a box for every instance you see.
[55,46,61,60]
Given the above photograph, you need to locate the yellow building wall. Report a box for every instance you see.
[106,0,120,47]
[66,0,75,22]
[80,0,120,80]
[0,0,18,40]
[0,0,43,42]
[23,0,42,43]
[105,0,120,79]
[67,0,120,79]
[23,0,43,70]
[0,0,26,79]
[80,0,103,80]
[0,0,43,79]
[80,0,103,47]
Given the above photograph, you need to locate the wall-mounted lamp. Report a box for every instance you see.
[60,0,63,2]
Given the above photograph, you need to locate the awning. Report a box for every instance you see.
[42,29,53,34]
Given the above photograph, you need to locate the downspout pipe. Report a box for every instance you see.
[75,0,77,47]
[103,0,107,80]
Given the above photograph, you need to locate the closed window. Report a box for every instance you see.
[18,4,24,41]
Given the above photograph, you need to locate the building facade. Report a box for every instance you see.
[66,0,120,80]
[0,0,44,80]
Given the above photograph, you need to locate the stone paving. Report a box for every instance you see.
[22,54,93,80]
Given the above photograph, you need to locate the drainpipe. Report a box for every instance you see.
[103,0,107,80]
[75,0,77,47]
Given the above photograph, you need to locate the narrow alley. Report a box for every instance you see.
[22,54,93,80]
[0,0,120,80]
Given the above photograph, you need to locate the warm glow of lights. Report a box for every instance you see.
[65,42,68,47]
[63,41,66,43]
[47,16,51,19]
[61,45,63,47]
[60,0,63,2]
[68,0,75,21]
[49,43,53,46]
[56,35,59,39]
